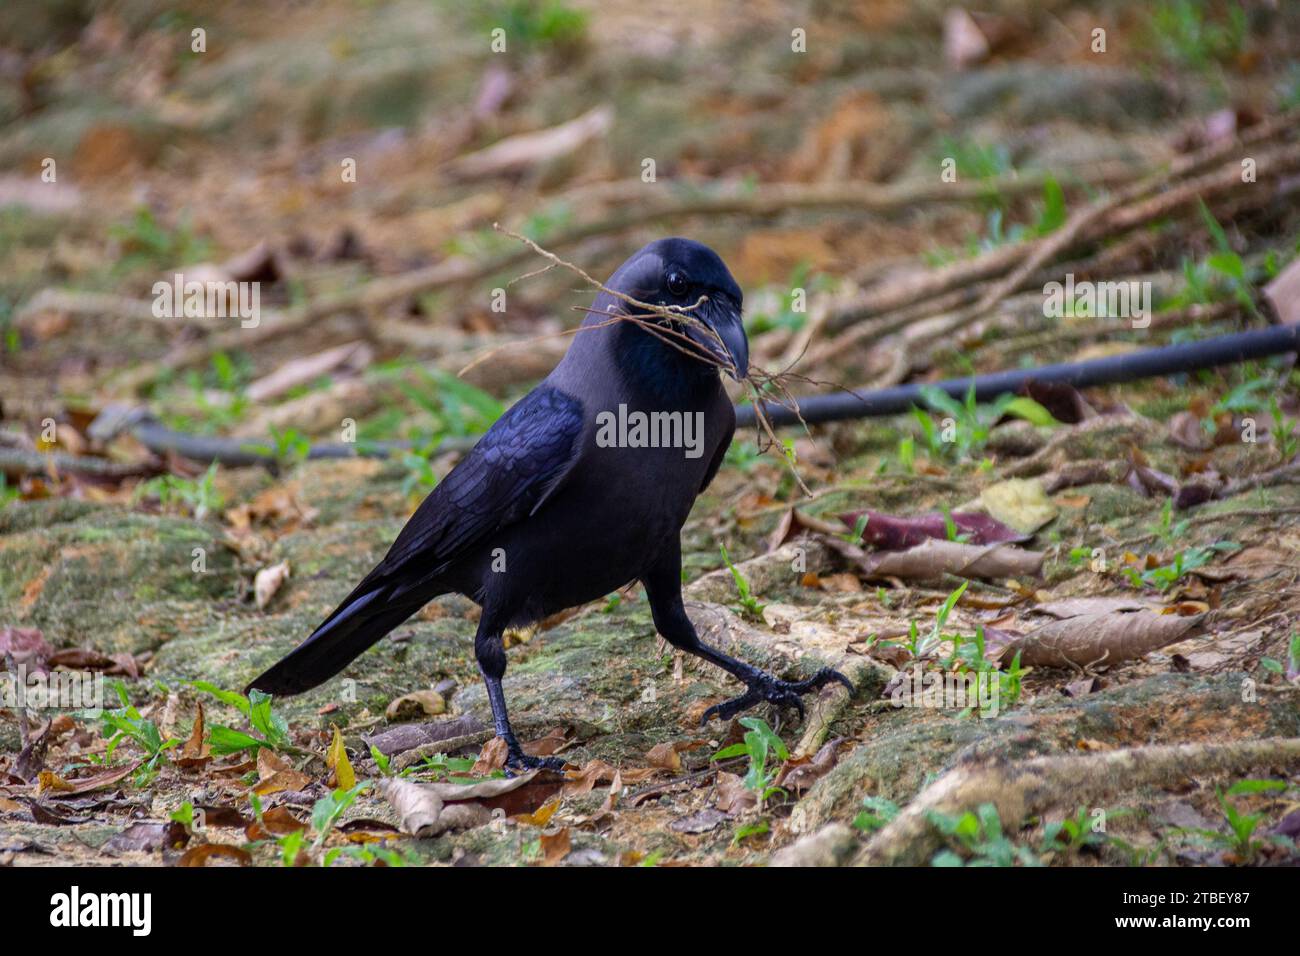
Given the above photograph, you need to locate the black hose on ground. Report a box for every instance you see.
[88,324,1298,468]
[735,323,1300,430]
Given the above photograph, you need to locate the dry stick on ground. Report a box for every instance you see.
[852,737,1300,866]
[1218,459,1300,499]
[1116,504,1300,550]
[625,755,749,806]
[812,209,1209,369]
[813,116,1299,365]
[0,447,163,481]
[911,142,1300,354]
[999,413,1161,480]
[808,230,1174,371]
[548,162,1134,214]
[15,289,202,327]
[825,243,1027,335]
[793,657,879,758]
[973,108,1300,317]
[388,718,557,773]
[521,166,1136,248]
[988,300,1239,359]
[819,108,1297,337]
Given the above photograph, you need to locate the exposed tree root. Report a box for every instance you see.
[854,736,1300,866]
[793,658,878,758]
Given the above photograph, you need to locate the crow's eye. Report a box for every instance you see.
[666,271,689,297]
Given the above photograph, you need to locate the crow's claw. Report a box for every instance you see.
[700,667,854,726]
[503,750,567,776]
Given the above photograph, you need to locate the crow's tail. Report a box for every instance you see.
[245,581,437,697]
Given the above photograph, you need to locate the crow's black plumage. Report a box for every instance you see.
[247,238,851,770]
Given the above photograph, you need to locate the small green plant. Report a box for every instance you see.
[1040,806,1114,857]
[470,0,588,50]
[100,681,181,784]
[1108,835,1169,866]
[1259,631,1300,679]
[941,621,1027,718]
[724,439,763,473]
[266,427,312,467]
[1033,175,1068,236]
[369,745,392,776]
[731,819,770,845]
[401,752,482,781]
[190,682,297,755]
[890,594,1024,717]
[1148,0,1247,71]
[997,651,1028,712]
[843,513,870,547]
[519,200,575,243]
[898,580,967,660]
[0,474,21,508]
[162,353,252,433]
[310,781,369,849]
[940,176,1067,256]
[1175,779,1289,863]
[852,795,901,833]
[170,801,197,830]
[400,443,440,499]
[894,435,916,474]
[720,544,765,620]
[248,784,396,867]
[1269,397,1299,462]
[1124,541,1238,592]
[913,383,1055,462]
[1198,203,1262,320]
[324,841,420,867]
[928,802,1041,867]
[941,507,970,543]
[399,369,504,440]
[135,461,224,520]
[109,206,211,273]
[1167,206,1263,319]
[1207,369,1273,424]
[712,716,788,808]
[744,263,827,335]
[1148,498,1190,550]
[933,136,1012,183]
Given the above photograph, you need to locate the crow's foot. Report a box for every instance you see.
[502,737,567,776]
[701,667,854,726]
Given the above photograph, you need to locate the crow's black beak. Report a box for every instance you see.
[687,296,749,380]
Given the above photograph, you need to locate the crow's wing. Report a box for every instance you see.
[363,383,584,597]
[245,385,585,696]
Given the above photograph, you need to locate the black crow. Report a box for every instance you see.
[247,238,851,770]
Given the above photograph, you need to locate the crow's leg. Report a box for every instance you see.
[475,620,565,774]
[642,543,853,726]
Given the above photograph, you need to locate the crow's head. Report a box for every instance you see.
[606,238,748,381]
